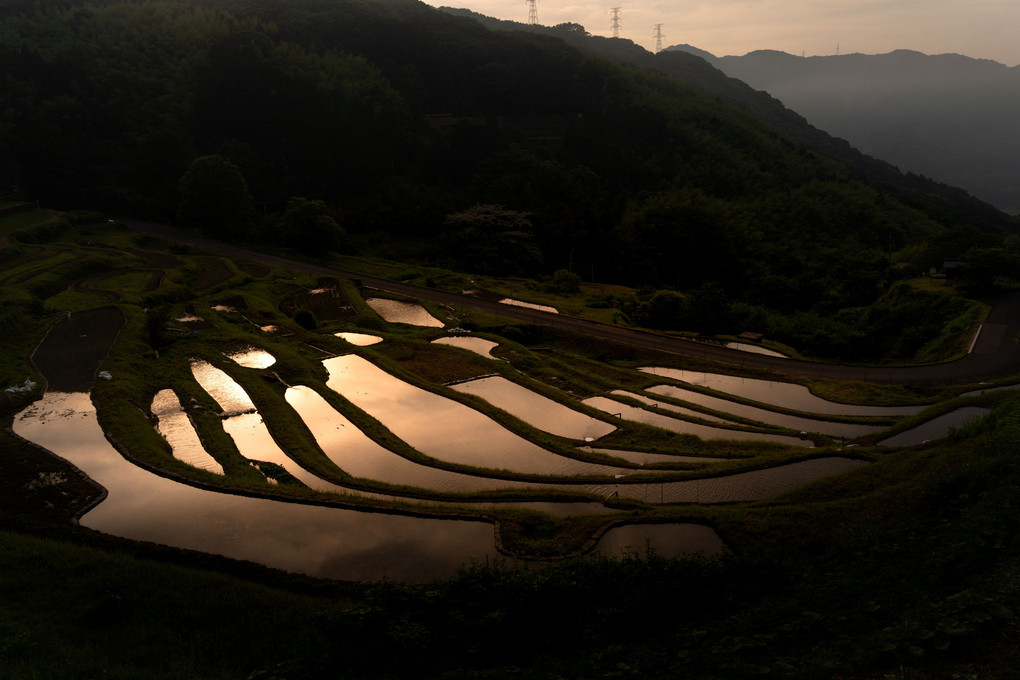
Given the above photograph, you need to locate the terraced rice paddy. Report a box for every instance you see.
[365,298,444,327]
[451,375,617,440]
[189,359,349,492]
[14,393,499,583]
[432,335,501,359]
[323,354,628,478]
[582,396,814,448]
[877,407,990,447]
[639,367,925,417]
[150,389,224,474]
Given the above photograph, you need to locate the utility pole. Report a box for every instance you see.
[610,7,622,38]
[525,0,538,25]
[653,23,663,53]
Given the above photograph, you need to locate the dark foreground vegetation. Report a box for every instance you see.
[3,0,1020,362]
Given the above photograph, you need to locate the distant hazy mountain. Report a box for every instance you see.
[670,46,1020,214]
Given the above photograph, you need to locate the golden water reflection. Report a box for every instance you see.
[640,367,924,416]
[190,359,350,493]
[582,396,813,448]
[324,355,629,478]
[225,347,277,369]
[151,389,224,474]
[284,385,541,493]
[365,298,444,327]
[432,335,500,359]
[645,385,885,439]
[334,332,383,346]
[14,392,500,582]
[452,375,617,440]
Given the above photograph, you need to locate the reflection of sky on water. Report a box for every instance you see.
[225,347,276,369]
[285,385,538,493]
[324,354,628,477]
[432,335,500,359]
[365,298,444,327]
[590,457,869,504]
[579,446,725,466]
[877,407,990,447]
[190,360,254,413]
[613,390,734,424]
[151,389,224,474]
[498,298,558,314]
[640,367,924,416]
[452,375,616,440]
[582,396,813,448]
[334,331,383,346]
[13,392,500,583]
[190,359,349,493]
[645,385,885,439]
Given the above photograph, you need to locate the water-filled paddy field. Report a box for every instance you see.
[11,242,993,582]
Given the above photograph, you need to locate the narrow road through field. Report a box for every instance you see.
[119,218,1020,385]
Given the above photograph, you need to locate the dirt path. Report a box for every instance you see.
[118,218,1020,385]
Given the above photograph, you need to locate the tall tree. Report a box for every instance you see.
[176,155,256,239]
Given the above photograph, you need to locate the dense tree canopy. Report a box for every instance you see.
[2,0,1018,360]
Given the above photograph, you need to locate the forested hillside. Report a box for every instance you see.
[3,0,1019,361]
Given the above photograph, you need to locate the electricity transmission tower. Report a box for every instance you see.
[525,0,538,25]
[653,23,663,52]
[610,7,622,38]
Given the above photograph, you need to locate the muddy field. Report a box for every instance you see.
[30,307,126,392]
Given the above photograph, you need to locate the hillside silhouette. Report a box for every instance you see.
[670,46,1020,214]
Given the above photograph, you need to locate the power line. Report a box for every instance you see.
[610,7,621,38]
[525,0,538,26]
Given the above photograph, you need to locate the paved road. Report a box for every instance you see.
[120,218,1020,385]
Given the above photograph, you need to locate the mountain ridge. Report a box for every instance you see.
[668,45,1020,213]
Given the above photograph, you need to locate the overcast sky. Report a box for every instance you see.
[422,1,1020,66]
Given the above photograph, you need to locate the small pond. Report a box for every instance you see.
[334,331,383,346]
[225,347,276,369]
[150,389,224,474]
[499,298,558,314]
[877,407,990,447]
[432,335,501,359]
[640,367,925,417]
[365,298,444,327]
[452,376,617,440]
